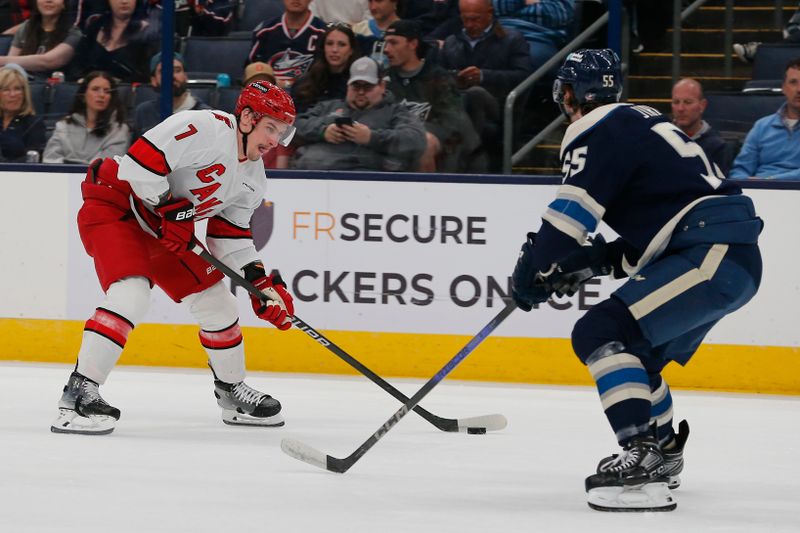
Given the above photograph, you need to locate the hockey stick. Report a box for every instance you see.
[191,244,507,433]
[281,301,516,473]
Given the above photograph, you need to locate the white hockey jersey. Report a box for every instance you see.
[117,109,266,270]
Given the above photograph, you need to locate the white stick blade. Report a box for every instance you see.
[281,438,329,470]
[458,414,508,432]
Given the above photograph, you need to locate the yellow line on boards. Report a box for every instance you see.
[1,318,797,395]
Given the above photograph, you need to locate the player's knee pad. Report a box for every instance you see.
[102,276,151,325]
[185,281,239,331]
[572,297,639,364]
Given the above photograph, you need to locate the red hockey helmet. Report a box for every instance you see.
[235,81,297,146]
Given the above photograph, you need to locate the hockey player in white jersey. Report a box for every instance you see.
[51,81,298,435]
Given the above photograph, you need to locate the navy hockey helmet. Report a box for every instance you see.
[553,48,623,108]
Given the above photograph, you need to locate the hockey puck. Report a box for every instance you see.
[466,427,487,435]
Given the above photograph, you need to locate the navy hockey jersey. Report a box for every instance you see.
[248,12,327,86]
[532,103,746,276]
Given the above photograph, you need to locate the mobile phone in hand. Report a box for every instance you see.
[335,116,354,127]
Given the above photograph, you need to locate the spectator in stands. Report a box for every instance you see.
[75,0,156,83]
[492,0,573,71]
[243,61,277,86]
[734,4,800,63]
[292,22,361,114]
[730,58,800,180]
[0,0,82,77]
[671,78,732,175]
[384,19,483,172]
[402,0,461,40]
[247,0,327,89]
[132,52,211,139]
[0,63,46,161]
[353,0,401,67]
[440,0,531,105]
[42,70,130,163]
[311,0,370,25]
[292,56,426,171]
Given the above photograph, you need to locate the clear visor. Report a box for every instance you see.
[261,116,296,147]
[278,124,296,147]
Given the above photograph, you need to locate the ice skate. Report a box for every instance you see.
[586,436,676,512]
[597,420,689,489]
[214,380,284,427]
[660,420,690,489]
[51,372,120,435]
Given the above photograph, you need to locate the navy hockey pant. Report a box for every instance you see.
[572,242,762,445]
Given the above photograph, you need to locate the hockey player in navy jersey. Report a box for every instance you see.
[51,81,298,435]
[510,49,763,512]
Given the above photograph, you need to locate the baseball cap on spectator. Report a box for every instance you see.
[149,52,186,74]
[243,62,277,86]
[348,57,381,85]
[385,20,428,57]
[385,20,423,41]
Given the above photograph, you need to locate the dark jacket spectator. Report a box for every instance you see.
[385,19,483,172]
[247,0,327,89]
[132,51,211,139]
[291,23,361,114]
[671,78,732,175]
[439,2,532,104]
[0,0,82,77]
[0,63,46,161]
[75,0,156,82]
[292,56,426,171]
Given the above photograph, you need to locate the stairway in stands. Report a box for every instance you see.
[514,0,792,175]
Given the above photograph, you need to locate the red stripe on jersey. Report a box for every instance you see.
[128,137,171,177]
[207,216,253,240]
[199,322,243,350]
[84,308,134,348]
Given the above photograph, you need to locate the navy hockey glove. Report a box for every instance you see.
[511,232,553,312]
[154,197,195,253]
[549,234,613,297]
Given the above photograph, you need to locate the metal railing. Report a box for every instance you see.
[502,13,610,174]
[506,0,792,174]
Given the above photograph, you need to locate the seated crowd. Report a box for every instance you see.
[1,0,796,178]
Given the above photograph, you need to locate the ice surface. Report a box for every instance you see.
[1,363,797,533]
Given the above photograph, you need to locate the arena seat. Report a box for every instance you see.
[214,86,241,114]
[181,37,252,85]
[704,92,785,137]
[752,43,800,81]
[236,0,285,33]
[44,82,80,130]
[0,34,12,55]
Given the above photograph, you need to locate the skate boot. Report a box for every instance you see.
[214,380,284,427]
[661,420,690,489]
[596,420,689,490]
[51,372,120,435]
[586,436,676,512]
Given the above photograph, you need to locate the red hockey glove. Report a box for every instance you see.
[251,274,295,330]
[153,198,195,253]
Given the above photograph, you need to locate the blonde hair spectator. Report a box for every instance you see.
[0,64,46,162]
